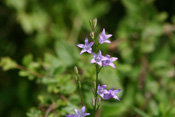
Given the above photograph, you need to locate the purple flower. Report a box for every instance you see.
[77,37,94,55]
[103,88,121,101]
[97,84,109,99]
[102,55,118,68]
[74,106,90,117]
[99,28,112,44]
[91,50,108,66]
[66,114,76,117]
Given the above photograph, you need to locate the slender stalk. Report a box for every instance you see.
[76,74,84,106]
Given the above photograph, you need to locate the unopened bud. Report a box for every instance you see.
[97,97,101,106]
[74,66,78,74]
[90,32,94,39]
[89,18,97,31]
[91,98,95,106]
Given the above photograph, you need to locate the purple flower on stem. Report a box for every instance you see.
[97,84,109,99]
[91,50,108,66]
[77,37,94,55]
[99,28,112,44]
[74,106,90,117]
[102,55,118,68]
[103,88,121,101]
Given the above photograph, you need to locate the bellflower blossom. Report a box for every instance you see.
[99,28,112,44]
[91,50,108,66]
[97,84,109,99]
[103,88,121,101]
[102,55,118,68]
[66,106,90,117]
[77,37,94,55]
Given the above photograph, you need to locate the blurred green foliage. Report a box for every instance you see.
[0,0,175,117]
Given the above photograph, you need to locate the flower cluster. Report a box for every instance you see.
[66,106,90,117]
[77,28,118,68]
[70,21,121,117]
[97,84,121,100]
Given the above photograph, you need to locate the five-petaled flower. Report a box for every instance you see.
[66,106,90,117]
[97,84,109,99]
[103,88,121,101]
[77,37,94,55]
[99,28,112,44]
[102,55,118,68]
[91,50,108,66]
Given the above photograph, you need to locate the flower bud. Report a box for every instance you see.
[89,18,97,31]
[91,98,95,106]
[97,97,101,106]
[90,32,94,39]
[74,66,78,74]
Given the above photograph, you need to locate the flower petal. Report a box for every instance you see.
[91,59,96,63]
[80,49,86,55]
[110,57,118,62]
[89,42,94,47]
[74,109,79,114]
[104,40,111,43]
[77,44,84,48]
[87,48,92,53]
[85,37,88,45]
[102,56,108,61]
[98,50,102,56]
[109,63,116,68]
[101,85,107,88]
[114,89,121,94]
[105,54,110,58]
[97,61,102,66]
[99,35,104,44]
[106,34,112,38]
[102,28,105,34]
[84,113,90,116]
[81,106,85,113]
[113,95,120,101]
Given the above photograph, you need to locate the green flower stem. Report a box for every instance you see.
[75,74,84,106]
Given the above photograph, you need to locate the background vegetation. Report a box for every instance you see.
[0,0,175,116]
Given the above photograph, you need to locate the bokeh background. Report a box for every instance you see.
[0,0,175,117]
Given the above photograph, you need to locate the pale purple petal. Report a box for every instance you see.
[105,54,110,58]
[84,113,90,116]
[109,63,116,68]
[85,37,88,45]
[106,34,112,38]
[80,49,86,55]
[91,59,96,63]
[99,35,103,44]
[92,53,96,57]
[104,40,111,43]
[114,89,121,94]
[98,50,102,56]
[97,61,102,66]
[77,44,84,48]
[113,95,120,101]
[89,42,94,47]
[102,56,108,61]
[87,48,92,53]
[102,28,105,34]
[110,57,118,62]
[81,106,85,113]
[74,109,79,114]
[101,85,107,88]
